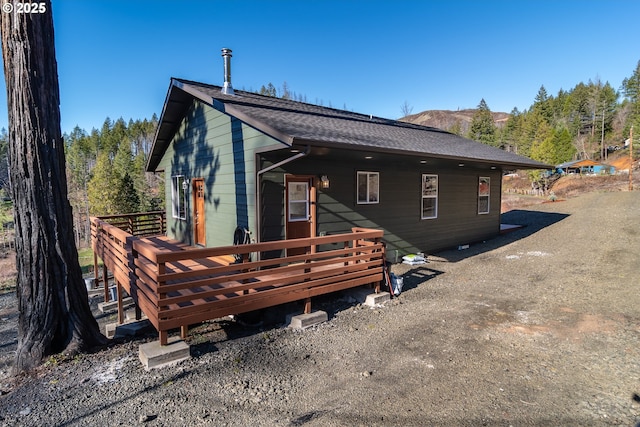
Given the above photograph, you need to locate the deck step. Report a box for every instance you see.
[139,337,190,370]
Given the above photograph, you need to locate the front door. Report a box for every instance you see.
[193,178,206,246]
[285,175,316,255]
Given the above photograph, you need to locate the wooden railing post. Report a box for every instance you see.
[157,260,168,345]
[102,263,109,302]
[92,221,99,291]
[116,280,124,324]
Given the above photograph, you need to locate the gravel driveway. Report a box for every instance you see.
[1,190,639,426]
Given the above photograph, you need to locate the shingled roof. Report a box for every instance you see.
[147,78,550,172]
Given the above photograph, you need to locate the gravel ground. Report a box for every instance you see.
[0,190,639,426]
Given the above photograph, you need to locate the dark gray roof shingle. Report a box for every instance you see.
[147,78,550,171]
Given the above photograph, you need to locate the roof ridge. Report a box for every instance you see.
[175,78,449,134]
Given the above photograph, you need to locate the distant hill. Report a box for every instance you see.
[400,109,510,135]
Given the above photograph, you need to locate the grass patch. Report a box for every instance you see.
[78,246,102,275]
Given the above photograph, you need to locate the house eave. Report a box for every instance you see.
[288,138,551,171]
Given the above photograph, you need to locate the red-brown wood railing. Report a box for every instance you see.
[91,214,385,345]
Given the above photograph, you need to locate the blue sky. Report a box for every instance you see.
[1,0,639,134]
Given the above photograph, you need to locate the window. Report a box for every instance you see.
[172,175,187,220]
[288,181,309,221]
[357,171,379,204]
[478,177,490,214]
[421,174,438,219]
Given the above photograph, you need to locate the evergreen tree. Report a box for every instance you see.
[468,99,497,146]
[530,127,575,165]
[622,60,640,131]
[532,85,553,123]
[503,108,523,153]
[88,152,118,215]
[259,83,277,97]
[114,172,140,214]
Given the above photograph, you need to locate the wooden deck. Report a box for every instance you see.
[91,213,385,345]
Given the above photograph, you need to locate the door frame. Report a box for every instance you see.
[284,174,317,242]
[192,177,206,246]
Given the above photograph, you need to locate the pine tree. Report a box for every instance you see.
[114,172,140,214]
[533,85,553,123]
[88,152,118,215]
[259,83,277,97]
[622,60,640,132]
[468,99,497,146]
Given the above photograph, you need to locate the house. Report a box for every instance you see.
[146,49,549,258]
[555,159,615,175]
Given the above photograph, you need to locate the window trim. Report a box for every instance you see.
[478,176,490,215]
[287,181,310,222]
[172,175,187,220]
[356,171,380,204]
[421,174,438,219]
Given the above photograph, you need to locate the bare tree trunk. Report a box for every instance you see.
[1,1,107,373]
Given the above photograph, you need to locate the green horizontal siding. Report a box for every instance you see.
[157,100,283,247]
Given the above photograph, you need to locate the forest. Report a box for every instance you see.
[0,60,638,249]
[465,61,639,170]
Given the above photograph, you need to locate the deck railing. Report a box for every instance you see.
[95,211,165,237]
[90,211,165,305]
[133,228,385,344]
[91,214,385,345]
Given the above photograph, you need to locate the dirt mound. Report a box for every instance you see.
[608,155,631,170]
[551,174,633,198]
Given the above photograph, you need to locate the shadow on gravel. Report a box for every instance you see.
[435,209,570,263]
[395,266,444,293]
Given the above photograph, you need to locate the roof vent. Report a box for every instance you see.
[221,48,234,95]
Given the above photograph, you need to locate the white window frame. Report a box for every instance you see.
[421,174,438,219]
[287,181,310,222]
[357,171,379,204]
[172,175,187,220]
[478,176,490,215]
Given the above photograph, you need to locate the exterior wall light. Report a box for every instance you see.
[320,175,330,189]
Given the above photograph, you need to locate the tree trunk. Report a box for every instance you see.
[1,1,107,373]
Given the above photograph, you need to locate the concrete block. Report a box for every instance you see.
[139,337,191,370]
[287,311,328,329]
[349,287,390,307]
[365,292,390,306]
[98,297,134,313]
[125,309,147,322]
[105,319,153,339]
[105,322,117,339]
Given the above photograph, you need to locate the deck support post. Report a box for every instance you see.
[116,280,124,324]
[93,250,99,292]
[159,330,168,346]
[102,264,109,302]
[180,325,188,340]
[304,298,312,314]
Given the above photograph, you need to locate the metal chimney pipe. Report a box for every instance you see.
[221,48,234,95]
